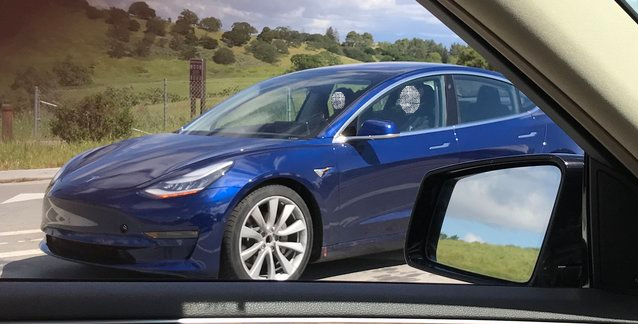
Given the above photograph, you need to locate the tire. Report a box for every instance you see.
[221,185,313,280]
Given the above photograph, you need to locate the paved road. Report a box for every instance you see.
[0,181,461,283]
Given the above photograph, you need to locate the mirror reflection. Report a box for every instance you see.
[436,165,561,282]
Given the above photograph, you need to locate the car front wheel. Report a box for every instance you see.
[221,185,313,280]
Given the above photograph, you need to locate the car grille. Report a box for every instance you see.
[46,235,136,265]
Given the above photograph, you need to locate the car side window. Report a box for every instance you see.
[327,83,370,116]
[518,90,538,112]
[350,75,446,134]
[453,75,519,124]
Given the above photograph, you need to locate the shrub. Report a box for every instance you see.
[9,67,55,112]
[326,44,343,55]
[179,46,198,60]
[128,1,156,20]
[157,37,168,48]
[133,37,153,57]
[107,39,129,58]
[50,88,136,142]
[169,35,185,51]
[145,17,166,36]
[86,6,105,19]
[199,17,222,32]
[342,47,374,62]
[272,39,289,54]
[107,24,131,42]
[200,36,219,49]
[248,40,279,63]
[221,30,249,47]
[52,56,94,86]
[213,48,235,65]
[140,88,185,104]
[221,22,256,47]
[184,31,199,46]
[105,7,129,25]
[290,51,341,71]
[10,67,56,92]
[171,20,193,35]
[128,20,141,32]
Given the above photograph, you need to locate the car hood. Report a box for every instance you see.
[59,133,287,189]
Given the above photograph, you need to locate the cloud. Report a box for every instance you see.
[87,0,460,45]
[444,166,561,233]
[462,232,484,243]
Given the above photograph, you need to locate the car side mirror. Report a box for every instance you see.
[405,154,587,286]
[349,119,399,140]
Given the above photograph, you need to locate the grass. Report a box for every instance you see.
[436,238,540,283]
[0,140,110,170]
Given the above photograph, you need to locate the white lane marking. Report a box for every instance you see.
[1,193,45,205]
[0,229,41,237]
[17,240,25,243]
[0,249,43,258]
[30,238,41,242]
[0,242,7,245]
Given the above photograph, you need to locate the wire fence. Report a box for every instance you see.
[3,79,241,143]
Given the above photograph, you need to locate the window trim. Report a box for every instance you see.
[332,70,518,144]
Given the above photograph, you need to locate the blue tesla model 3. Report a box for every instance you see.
[41,62,581,280]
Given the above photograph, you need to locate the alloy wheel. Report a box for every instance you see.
[238,196,308,280]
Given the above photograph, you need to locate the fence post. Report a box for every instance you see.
[34,86,40,138]
[2,104,14,141]
[163,78,167,132]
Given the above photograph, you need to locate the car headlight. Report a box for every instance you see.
[143,161,233,199]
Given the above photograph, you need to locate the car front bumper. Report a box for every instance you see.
[40,184,242,278]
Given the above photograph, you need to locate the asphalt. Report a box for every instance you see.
[0,171,462,283]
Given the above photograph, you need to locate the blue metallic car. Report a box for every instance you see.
[41,62,581,280]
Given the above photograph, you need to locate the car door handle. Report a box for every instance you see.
[517,131,538,139]
[429,142,450,150]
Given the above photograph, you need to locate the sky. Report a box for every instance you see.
[87,0,463,46]
[440,165,562,248]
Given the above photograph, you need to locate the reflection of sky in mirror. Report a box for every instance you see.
[440,166,561,248]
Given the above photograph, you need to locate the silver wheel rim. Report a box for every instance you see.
[239,196,308,280]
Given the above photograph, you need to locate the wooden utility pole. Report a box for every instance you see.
[2,104,14,141]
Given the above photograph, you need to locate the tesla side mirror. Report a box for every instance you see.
[355,119,399,138]
[405,154,587,286]
[358,119,398,137]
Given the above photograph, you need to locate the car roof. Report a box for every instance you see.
[292,62,505,79]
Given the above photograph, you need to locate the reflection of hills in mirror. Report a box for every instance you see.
[437,165,561,282]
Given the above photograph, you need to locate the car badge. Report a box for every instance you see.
[314,167,332,178]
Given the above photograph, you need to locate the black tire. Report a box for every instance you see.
[220,185,313,280]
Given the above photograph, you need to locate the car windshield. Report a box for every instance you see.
[181,69,391,138]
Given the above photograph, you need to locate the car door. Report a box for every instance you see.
[450,74,546,162]
[327,75,459,255]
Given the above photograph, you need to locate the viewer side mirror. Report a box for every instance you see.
[405,154,587,287]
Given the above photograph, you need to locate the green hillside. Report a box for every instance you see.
[0,3,358,101]
[437,238,540,283]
